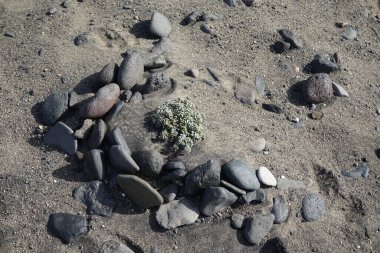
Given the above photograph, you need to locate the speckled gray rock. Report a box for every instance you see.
[149,37,174,55]
[98,240,134,253]
[251,138,266,153]
[242,189,266,204]
[98,63,119,85]
[230,213,245,229]
[88,119,107,149]
[222,160,260,191]
[200,187,237,216]
[301,193,326,222]
[117,52,144,90]
[132,150,164,177]
[342,166,369,178]
[143,72,171,94]
[272,195,289,224]
[105,100,125,123]
[150,12,172,38]
[244,213,275,245]
[106,127,131,154]
[234,85,255,105]
[342,27,357,40]
[74,119,94,139]
[302,73,333,104]
[278,29,302,48]
[73,181,116,217]
[74,33,92,46]
[41,92,69,125]
[332,82,349,97]
[184,159,221,195]
[159,183,178,202]
[257,166,277,187]
[85,149,106,180]
[109,145,139,174]
[47,213,88,244]
[156,198,199,229]
[80,83,120,118]
[44,122,77,156]
[116,175,163,208]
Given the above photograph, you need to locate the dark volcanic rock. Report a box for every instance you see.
[222,159,260,191]
[164,161,186,171]
[41,92,69,125]
[309,53,340,74]
[106,127,131,154]
[47,213,88,244]
[143,72,171,94]
[105,100,125,123]
[302,73,333,104]
[278,29,303,48]
[98,63,119,85]
[244,213,275,245]
[117,52,144,90]
[109,145,139,174]
[85,149,106,180]
[301,193,326,222]
[44,122,77,156]
[88,119,107,149]
[132,149,164,177]
[262,103,283,114]
[73,180,116,217]
[200,186,237,216]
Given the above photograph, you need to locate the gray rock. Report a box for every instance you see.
[116,174,163,208]
[149,37,174,55]
[189,68,200,78]
[273,40,291,54]
[164,161,186,171]
[301,193,326,222]
[132,150,164,177]
[144,54,167,69]
[85,149,106,180]
[255,76,266,96]
[310,53,340,74]
[257,166,277,187]
[73,181,116,217]
[342,27,357,40]
[290,122,305,129]
[48,8,57,15]
[88,119,107,149]
[161,169,187,181]
[332,82,349,97]
[184,159,221,195]
[278,29,303,48]
[243,214,275,245]
[183,11,203,25]
[204,79,220,87]
[109,145,139,174]
[302,73,334,104]
[41,92,69,125]
[234,85,255,105]
[74,33,91,46]
[230,213,245,229]
[342,166,369,178]
[272,195,289,224]
[44,122,77,156]
[225,0,238,7]
[4,31,15,38]
[220,180,246,195]
[74,119,94,139]
[262,103,283,114]
[150,12,172,38]
[105,100,125,123]
[117,52,144,90]
[156,198,200,229]
[98,240,134,253]
[251,138,266,153]
[47,213,88,244]
[242,189,266,204]
[129,92,142,103]
[143,72,171,94]
[106,127,131,154]
[159,183,178,202]
[80,83,120,118]
[207,68,221,82]
[200,23,216,35]
[200,187,237,216]
[222,159,260,191]
[98,63,119,85]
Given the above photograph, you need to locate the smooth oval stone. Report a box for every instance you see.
[164,161,186,171]
[251,138,266,153]
[132,150,164,177]
[88,119,107,149]
[85,149,106,180]
[150,11,172,38]
[106,127,131,154]
[116,175,163,208]
[44,122,77,156]
[332,82,349,97]
[200,186,237,216]
[243,213,275,245]
[98,63,119,85]
[117,52,144,90]
[80,83,120,118]
[41,92,69,125]
[109,145,139,174]
[342,27,357,40]
[272,195,289,224]
[47,213,88,244]
[105,100,125,123]
[149,37,174,55]
[222,159,260,191]
[159,183,178,202]
[230,213,246,229]
[278,29,302,48]
[301,193,326,222]
[257,166,277,187]
[99,240,134,253]
[143,72,171,94]
[302,73,333,104]
[155,198,200,229]
[262,103,283,114]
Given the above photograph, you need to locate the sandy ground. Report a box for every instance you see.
[0,0,380,252]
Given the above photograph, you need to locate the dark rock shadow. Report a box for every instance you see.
[31,101,44,125]
[112,198,146,215]
[148,209,167,233]
[287,80,307,106]
[72,72,102,95]
[52,164,90,182]
[129,20,157,40]
[236,229,254,247]
[259,237,289,253]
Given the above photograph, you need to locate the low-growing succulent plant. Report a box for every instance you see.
[150,97,204,152]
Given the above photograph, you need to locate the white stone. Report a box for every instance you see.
[257,166,277,187]
[251,138,266,153]
[332,82,349,97]
[150,12,172,38]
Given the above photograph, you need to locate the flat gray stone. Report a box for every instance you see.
[156,198,199,229]
[220,180,246,195]
[222,159,260,191]
[88,119,107,149]
[332,81,349,97]
[117,52,144,90]
[272,195,289,224]
[47,213,88,244]
[310,53,340,74]
[116,175,163,208]
[98,240,134,253]
[243,213,275,245]
[44,122,77,156]
[41,92,69,125]
[278,29,303,48]
[301,193,326,222]
[200,187,237,216]
[342,27,357,40]
[109,145,139,174]
[132,150,164,177]
[342,166,369,178]
[150,12,172,38]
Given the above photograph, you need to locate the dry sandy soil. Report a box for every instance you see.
[0,0,380,252]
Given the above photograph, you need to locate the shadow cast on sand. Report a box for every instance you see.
[129,20,158,40]
[286,80,307,106]
[52,164,90,183]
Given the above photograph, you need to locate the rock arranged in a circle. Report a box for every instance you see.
[98,63,119,85]
[98,240,134,253]
[200,186,238,216]
[80,83,120,118]
[85,149,106,180]
[230,213,246,229]
[41,92,69,125]
[302,73,333,104]
[109,145,139,174]
[222,159,260,191]
[150,11,172,38]
[184,159,221,195]
[73,180,116,217]
[106,127,131,154]
[44,122,77,156]
[132,149,164,177]
[301,193,326,222]
[117,52,144,90]
[278,29,303,48]
[243,213,275,245]
[47,213,88,244]
[159,183,178,202]
[257,166,277,187]
[155,198,200,229]
[88,119,107,149]
[251,138,266,153]
[272,195,289,224]
[116,175,163,208]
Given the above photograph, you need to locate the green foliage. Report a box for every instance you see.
[151,97,204,152]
